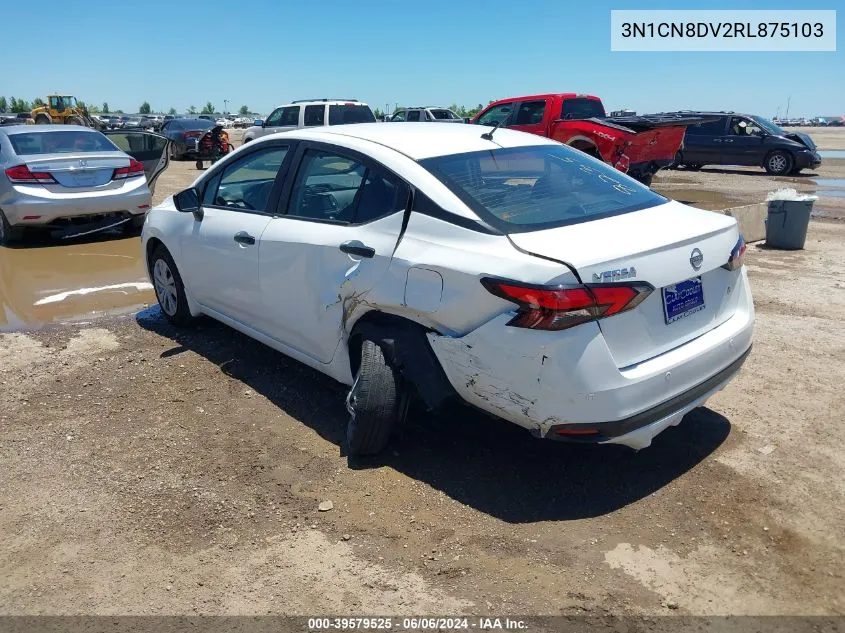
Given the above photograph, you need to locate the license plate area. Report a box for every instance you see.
[662,277,705,324]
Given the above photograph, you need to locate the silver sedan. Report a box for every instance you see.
[0,125,170,244]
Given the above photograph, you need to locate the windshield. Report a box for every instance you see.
[328,104,376,125]
[419,145,666,233]
[9,130,117,155]
[750,115,785,136]
[560,97,606,120]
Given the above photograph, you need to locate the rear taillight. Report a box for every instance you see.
[5,164,55,184]
[722,235,746,271]
[481,277,653,331]
[112,159,145,180]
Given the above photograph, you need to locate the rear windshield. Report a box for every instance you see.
[419,145,666,233]
[173,119,215,130]
[328,104,376,125]
[560,97,606,120]
[9,130,117,155]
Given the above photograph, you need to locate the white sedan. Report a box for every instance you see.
[141,123,754,456]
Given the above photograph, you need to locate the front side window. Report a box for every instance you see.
[264,107,284,127]
[207,146,288,212]
[279,106,300,127]
[476,103,512,126]
[391,110,406,121]
[420,145,666,233]
[304,105,325,127]
[514,100,546,125]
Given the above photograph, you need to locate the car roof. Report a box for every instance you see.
[274,100,369,108]
[265,122,559,160]
[0,124,103,136]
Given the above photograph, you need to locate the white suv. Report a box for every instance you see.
[389,107,466,123]
[242,99,376,144]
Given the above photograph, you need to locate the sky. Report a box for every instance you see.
[3,0,842,117]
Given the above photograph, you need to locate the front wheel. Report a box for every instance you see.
[34,114,51,125]
[764,150,793,176]
[345,339,409,457]
[149,245,195,326]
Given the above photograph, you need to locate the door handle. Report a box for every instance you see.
[723,139,734,143]
[233,231,256,245]
[339,241,375,258]
[713,139,722,142]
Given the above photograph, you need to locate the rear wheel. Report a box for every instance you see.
[0,210,24,245]
[149,246,195,326]
[346,339,409,457]
[195,160,203,169]
[764,150,793,176]
[66,115,85,126]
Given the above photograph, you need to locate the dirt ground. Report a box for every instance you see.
[1,127,844,618]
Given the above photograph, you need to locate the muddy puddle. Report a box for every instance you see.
[814,178,845,198]
[0,231,154,331]
[652,187,736,210]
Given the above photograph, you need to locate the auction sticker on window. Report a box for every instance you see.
[663,277,705,324]
[611,10,836,51]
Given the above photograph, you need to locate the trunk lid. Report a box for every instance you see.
[508,200,742,368]
[25,153,128,189]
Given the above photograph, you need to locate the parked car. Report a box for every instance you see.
[141,123,753,457]
[668,111,822,175]
[0,113,34,126]
[198,115,215,122]
[388,107,465,123]
[159,118,217,160]
[242,99,376,144]
[470,94,716,186]
[0,125,170,243]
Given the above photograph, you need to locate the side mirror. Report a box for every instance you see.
[174,187,202,220]
[254,119,264,127]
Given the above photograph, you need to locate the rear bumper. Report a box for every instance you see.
[1,179,151,226]
[428,269,754,450]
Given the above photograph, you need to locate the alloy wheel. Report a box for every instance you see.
[769,154,787,173]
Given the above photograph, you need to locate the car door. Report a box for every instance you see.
[256,144,410,363]
[681,117,728,164]
[103,130,171,195]
[507,99,549,137]
[179,142,295,326]
[724,116,767,166]
[262,105,300,137]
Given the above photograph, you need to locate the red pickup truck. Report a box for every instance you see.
[471,94,709,185]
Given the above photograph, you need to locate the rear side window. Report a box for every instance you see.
[328,105,376,125]
[406,110,421,122]
[420,145,666,233]
[685,119,727,135]
[560,98,605,120]
[304,105,325,127]
[9,130,117,155]
[430,109,456,120]
[287,149,407,224]
[514,100,546,125]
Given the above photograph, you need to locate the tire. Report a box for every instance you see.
[35,114,51,125]
[684,163,703,171]
[764,150,793,176]
[635,173,653,187]
[66,116,85,126]
[0,209,24,245]
[149,245,195,326]
[345,339,409,457]
[195,160,203,169]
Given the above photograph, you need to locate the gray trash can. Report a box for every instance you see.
[765,196,815,250]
